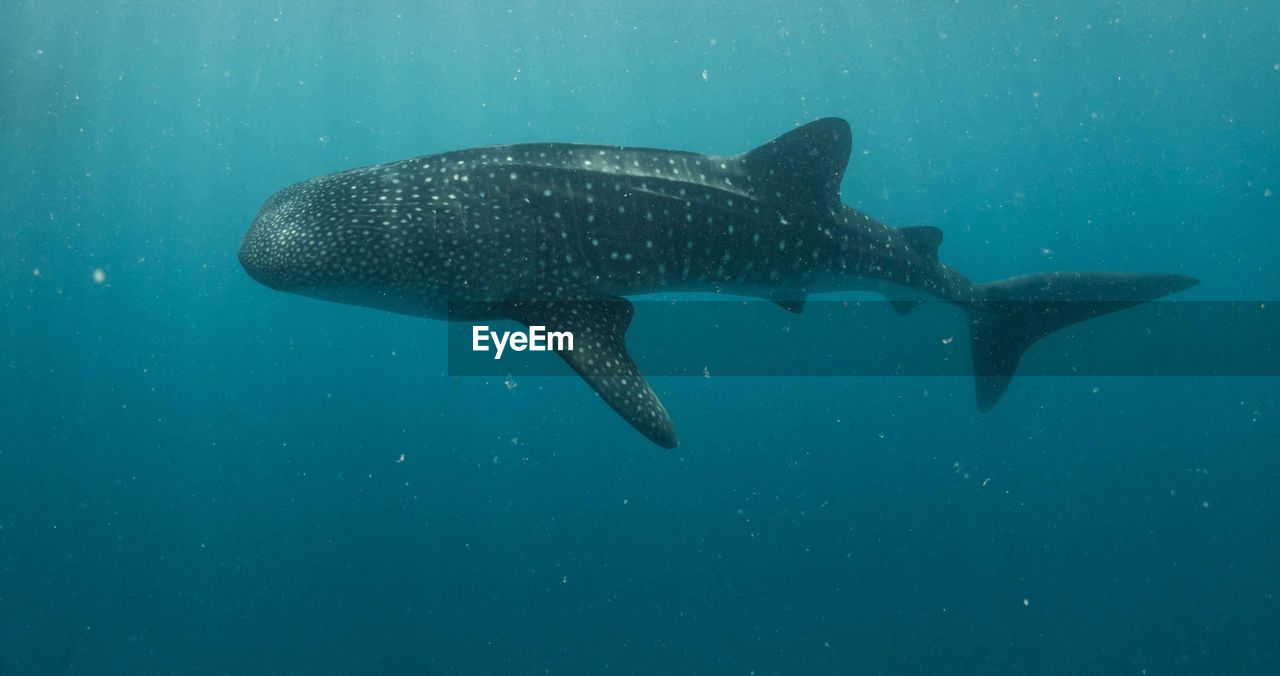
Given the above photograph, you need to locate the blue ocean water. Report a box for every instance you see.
[2,1,1278,673]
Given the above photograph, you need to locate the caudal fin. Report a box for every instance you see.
[968,271,1198,410]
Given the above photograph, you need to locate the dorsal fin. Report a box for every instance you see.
[900,225,943,262]
[739,118,852,211]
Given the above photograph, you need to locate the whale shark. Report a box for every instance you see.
[239,118,1196,448]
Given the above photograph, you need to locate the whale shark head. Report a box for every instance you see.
[238,169,465,314]
[238,187,303,291]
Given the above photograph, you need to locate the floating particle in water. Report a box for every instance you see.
[942,335,954,345]
[1265,188,1273,198]
[701,69,709,81]
[92,268,106,284]
[1023,598,1030,607]
[32,267,40,277]
[396,453,405,463]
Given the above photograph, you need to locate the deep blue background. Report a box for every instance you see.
[2,1,1277,673]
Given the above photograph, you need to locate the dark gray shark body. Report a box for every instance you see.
[239,118,1195,447]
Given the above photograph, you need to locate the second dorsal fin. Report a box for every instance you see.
[899,225,943,262]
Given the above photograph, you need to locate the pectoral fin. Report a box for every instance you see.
[506,297,678,448]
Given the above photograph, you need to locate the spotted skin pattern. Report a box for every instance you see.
[240,118,1196,447]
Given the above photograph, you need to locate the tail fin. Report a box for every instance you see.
[968,271,1198,410]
